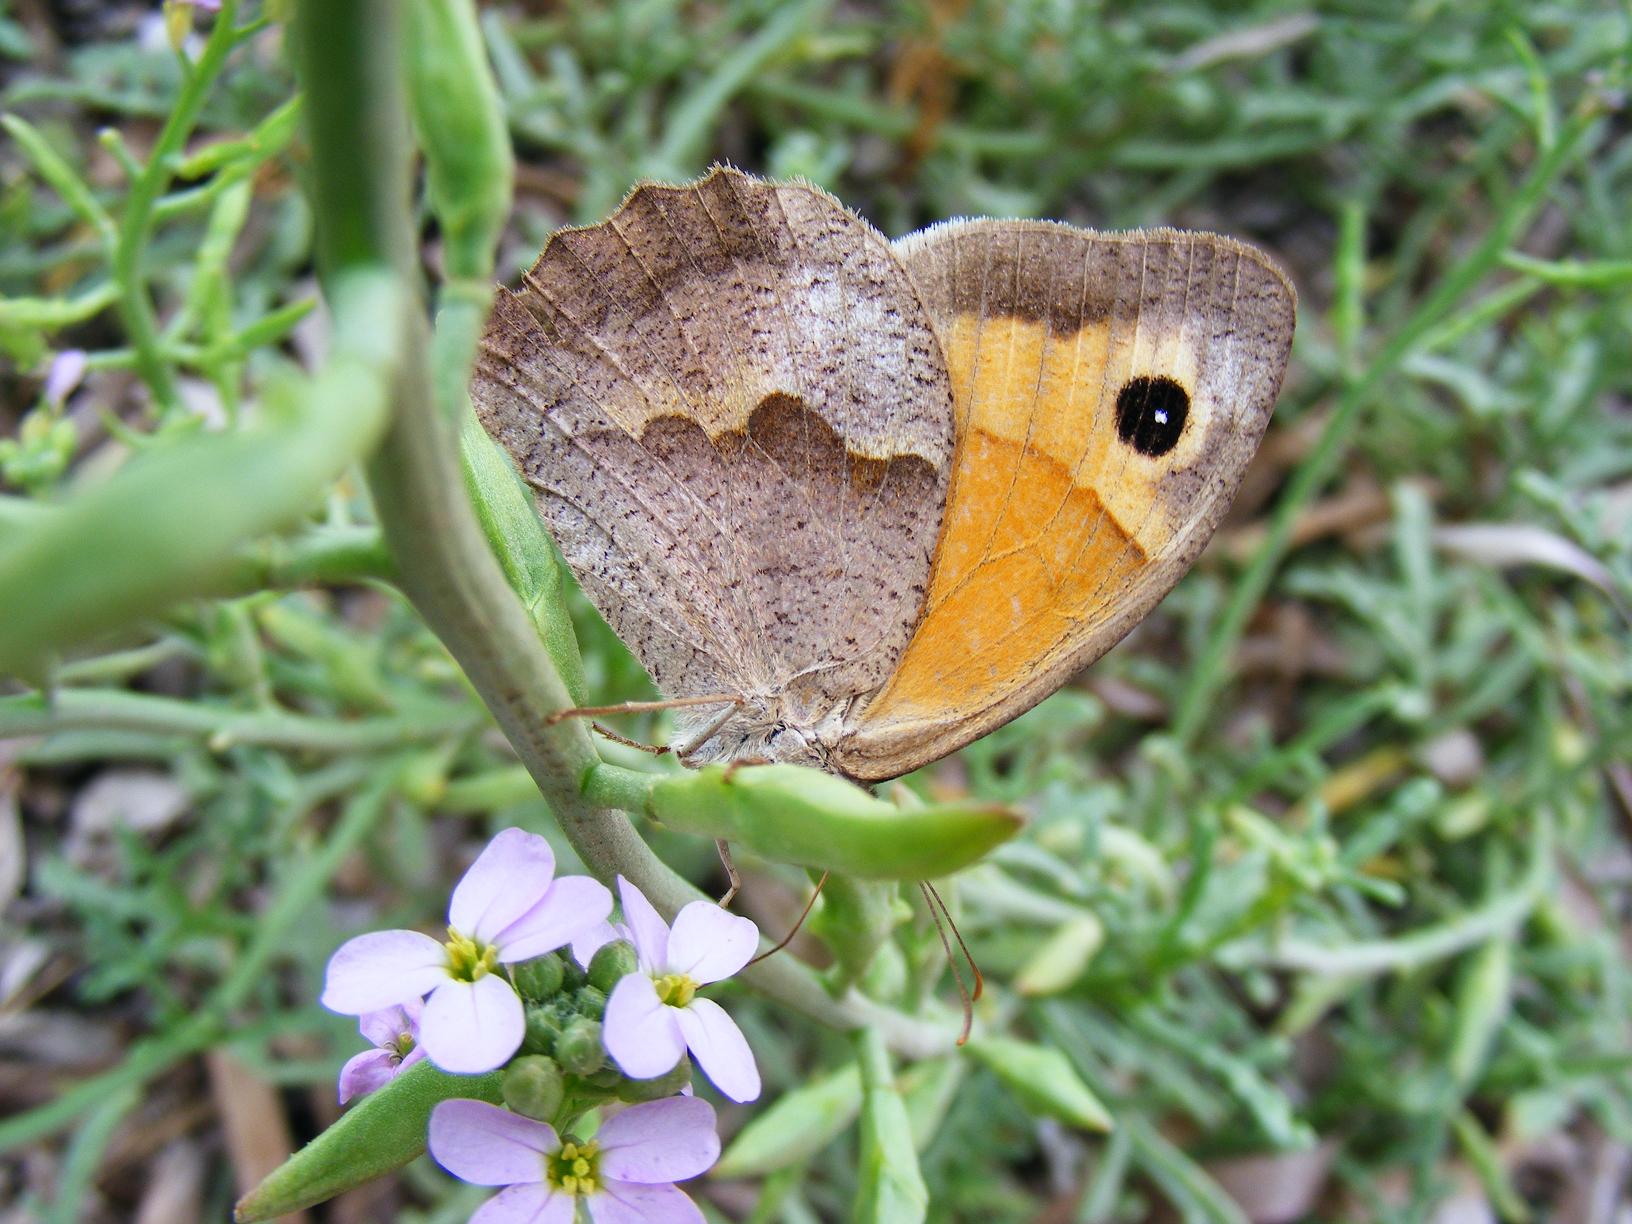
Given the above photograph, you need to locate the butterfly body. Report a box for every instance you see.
[473,168,1295,782]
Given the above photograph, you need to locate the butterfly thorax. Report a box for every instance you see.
[671,698,851,773]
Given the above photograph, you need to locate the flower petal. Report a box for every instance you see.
[664,902,758,984]
[357,1000,416,1048]
[673,998,760,1102]
[598,1096,720,1184]
[588,1179,704,1224]
[320,929,446,1015]
[428,1099,555,1186]
[420,975,525,1074]
[471,1182,575,1224]
[449,828,557,943]
[337,1048,397,1105]
[603,973,685,1079]
[497,875,614,962]
[615,876,671,973]
[43,349,87,404]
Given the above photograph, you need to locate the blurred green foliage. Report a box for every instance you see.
[1,1,1630,1221]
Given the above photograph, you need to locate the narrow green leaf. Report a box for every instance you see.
[1449,939,1513,1088]
[234,1061,503,1222]
[853,1028,928,1224]
[899,1057,964,1152]
[1014,913,1104,996]
[460,411,588,705]
[1,112,116,244]
[1500,250,1632,287]
[716,1063,863,1178]
[964,1036,1113,1131]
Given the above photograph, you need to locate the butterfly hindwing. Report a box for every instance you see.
[835,220,1296,780]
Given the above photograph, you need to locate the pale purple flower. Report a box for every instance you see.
[429,1096,718,1224]
[321,828,612,1075]
[338,999,425,1104]
[602,877,761,1103]
[43,350,87,405]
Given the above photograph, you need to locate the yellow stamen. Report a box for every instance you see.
[443,928,499,982]
[548,1139,601,1196]
[654,972,699,1008]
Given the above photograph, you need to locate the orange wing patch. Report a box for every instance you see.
[861,313,1162,725]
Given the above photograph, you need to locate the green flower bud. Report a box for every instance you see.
[512,953,566,1002]
[522,1005,562,1056]
[587,940,639,994]
[575,985,608,1019]
[559,955,587,992]
[502,1055,564,1122]
[556,1017,605,1077]
[616,1058,692,1103]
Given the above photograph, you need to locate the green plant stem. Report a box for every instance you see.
[294,0,951,1060]
[0,689,475,751]
[110,0,244,412]
[210,525,396,593]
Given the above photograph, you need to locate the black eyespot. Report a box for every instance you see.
[1115,376,1189,456]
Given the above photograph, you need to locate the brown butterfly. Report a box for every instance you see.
[473,167,1294,781]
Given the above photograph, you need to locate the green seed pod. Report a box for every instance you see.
[502,1055,565,1122]
[587,941,638,994]
[522,1005,562,1057]
[615,1058,692,1103]
[512,953,566,1002]
[596,762,1022,880]
[556,1017,605,1077]
[401,0,513,283]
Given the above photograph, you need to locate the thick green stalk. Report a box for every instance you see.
[294,0,951,1059]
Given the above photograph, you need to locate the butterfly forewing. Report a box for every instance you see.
[472,168,954,759]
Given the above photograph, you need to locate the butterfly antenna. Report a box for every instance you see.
[923,880,984,1003]
[748,871,830,966]
[920,881,977,1045]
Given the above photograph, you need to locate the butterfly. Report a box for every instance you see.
[473,167,1295,782]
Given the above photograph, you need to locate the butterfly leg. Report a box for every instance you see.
[544,693,742,727]
[672,699,745,761]
[715,839,741,907]
[590,722,671,756]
